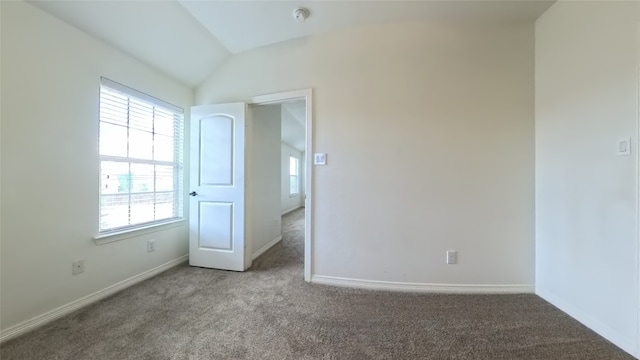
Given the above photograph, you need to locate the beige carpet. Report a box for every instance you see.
[1,208,634,359]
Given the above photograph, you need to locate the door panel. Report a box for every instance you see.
[189,103,247,271]
[198,202,233,250]
[200,115,234,185]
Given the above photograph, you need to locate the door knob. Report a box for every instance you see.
[189,191,198,197]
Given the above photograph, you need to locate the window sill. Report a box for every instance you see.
[93,219,187,245]
[289,193,300,198]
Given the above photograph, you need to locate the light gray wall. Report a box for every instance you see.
[248,105,282,259]
[535,1,640,356]
[0,1,193,333]
[281,143,304,214]
[197,21,535,288]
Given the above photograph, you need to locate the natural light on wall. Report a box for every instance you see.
[98,77,184,234]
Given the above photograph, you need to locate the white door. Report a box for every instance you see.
[189,103,248,271]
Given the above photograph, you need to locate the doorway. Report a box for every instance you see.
[249,90,313,281]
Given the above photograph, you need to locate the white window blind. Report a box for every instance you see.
[289,156,299,195]
[99,77,184,234]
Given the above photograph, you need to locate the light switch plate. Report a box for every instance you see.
[617,138,631,156]
[446,250,457,265]
[314,153,327,165]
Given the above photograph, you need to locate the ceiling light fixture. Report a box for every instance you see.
[293,7,309,22]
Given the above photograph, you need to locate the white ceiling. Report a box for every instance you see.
[179,0,555,54]
[281,101,306,152]
[27,0,555,88]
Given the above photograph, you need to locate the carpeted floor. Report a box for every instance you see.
[1,208,635,359]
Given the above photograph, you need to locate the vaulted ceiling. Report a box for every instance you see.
[281,101,306,152]
[27,0,555,88]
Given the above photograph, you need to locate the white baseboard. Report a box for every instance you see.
[536,287,638,358]
[0,255,188,344]
[311,275,534,294]
[251,235,282,260]
[281,206,303,216]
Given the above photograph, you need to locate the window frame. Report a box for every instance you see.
[96,77,184,241]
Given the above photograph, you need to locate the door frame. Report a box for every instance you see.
[636,57,640,357]
[636,21,640,355]
[249,89,313,282]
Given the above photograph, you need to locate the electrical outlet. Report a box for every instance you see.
[446,250,457,265]
[72,260,84,275]
[147,239,156,253]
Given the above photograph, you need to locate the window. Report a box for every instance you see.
[98,77,184,234]
[289,156,300,196]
